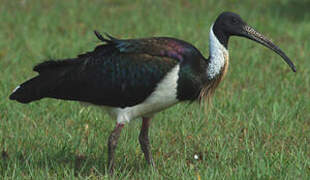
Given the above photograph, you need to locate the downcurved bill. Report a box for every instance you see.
[242,25,296,72]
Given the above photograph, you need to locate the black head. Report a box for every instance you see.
[213,12,246,45]
[212,12,296,72]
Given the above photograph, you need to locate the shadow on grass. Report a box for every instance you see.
[0,148,152,177]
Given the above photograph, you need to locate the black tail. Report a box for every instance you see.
[9,75,51,103]
[9,59,81,104]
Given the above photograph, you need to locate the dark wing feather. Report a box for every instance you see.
[35,42,178,107]
[20,32,206,107]
[94,31,204,63]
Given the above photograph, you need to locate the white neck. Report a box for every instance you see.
[207,25,229,79]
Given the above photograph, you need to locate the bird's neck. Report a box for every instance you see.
[207,24,229,80]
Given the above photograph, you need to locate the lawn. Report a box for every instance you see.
[1,0,309,179]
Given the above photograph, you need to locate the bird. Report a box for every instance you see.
[9,12,296,173]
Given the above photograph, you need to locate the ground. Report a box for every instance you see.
[1,0,309,179]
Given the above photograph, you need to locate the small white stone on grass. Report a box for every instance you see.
[194,154,199,160]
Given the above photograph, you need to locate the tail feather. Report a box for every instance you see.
[9,75,50,103]
[33,59,77,73]
[9,58,81,104]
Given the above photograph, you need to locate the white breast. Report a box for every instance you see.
[104,64,180,124]
[207,25,229,79]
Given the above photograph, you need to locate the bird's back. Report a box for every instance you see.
[10,32,208,108]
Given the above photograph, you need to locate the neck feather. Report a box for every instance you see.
[207,25,229,80]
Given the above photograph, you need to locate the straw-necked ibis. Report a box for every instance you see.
[9,12,296,173]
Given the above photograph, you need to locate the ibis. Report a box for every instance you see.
[9,12,296,173]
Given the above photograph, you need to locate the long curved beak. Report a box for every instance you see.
[241,25,296,72]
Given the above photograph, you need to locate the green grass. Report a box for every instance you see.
[1,0,310,179]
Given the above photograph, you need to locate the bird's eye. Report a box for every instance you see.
[231,17,239,25]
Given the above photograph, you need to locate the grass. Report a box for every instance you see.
[1,0,309,179]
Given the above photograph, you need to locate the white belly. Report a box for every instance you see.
[103,64,180,124]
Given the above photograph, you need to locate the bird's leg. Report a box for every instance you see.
[139,117,155,167]
[107,123,124,174]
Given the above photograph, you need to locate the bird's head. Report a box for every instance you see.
[212,11,296,72]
